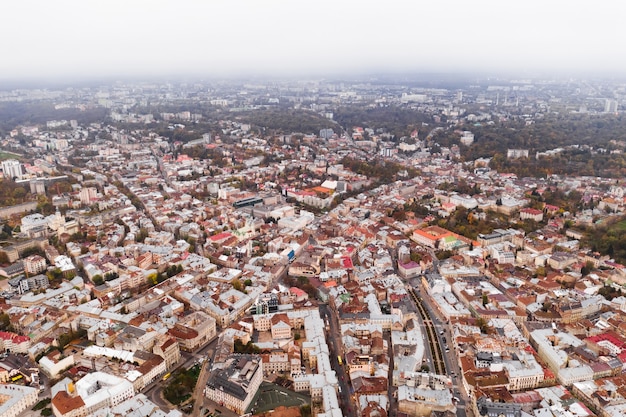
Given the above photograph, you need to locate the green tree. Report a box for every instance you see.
[92,275,104,286]
[580,261,594,276]
[301,405,312,417]
[135,228,148,243]
[476,317,490,334]
[0,312,11,331]
[410,252,422,263]
[232,279,243,292]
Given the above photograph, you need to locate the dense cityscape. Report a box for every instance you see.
[2,75,626,417]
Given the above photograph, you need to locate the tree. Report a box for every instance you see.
[580,261,594,276]
[476,317,489,334]
[232,279,243,292]
[147,273,158,286]
[135,228,148,243]
[300,405,312,417]
[92,275,104,286]
[104,272,119,282]
[166,265,180,278]
[482,294,489,307]
[0,312,11,332]
[233,339,260,354]
[410,252,422,263]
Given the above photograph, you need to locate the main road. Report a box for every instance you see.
[408,273,471,417]
[319,303,356,417]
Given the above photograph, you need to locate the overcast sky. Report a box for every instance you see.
[2,0,625,81]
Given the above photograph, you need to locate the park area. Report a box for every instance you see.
[164,364,201,405]
[247,382,310,414]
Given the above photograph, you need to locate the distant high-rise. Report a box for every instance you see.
[1,159,23,180]
[605,99,618,113]
[319,128,334,139]
[460,131,474,146]
[30,180,46,195]
[79,187,98,205]
[507,149,529,159]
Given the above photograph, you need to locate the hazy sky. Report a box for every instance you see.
[2,0,625,81]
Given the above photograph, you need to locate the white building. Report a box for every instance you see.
[460,131,474,146]
[90,393,182,417]
[205,355,263,414]
[507,149,529,159]
[0,384,39,417]
[20,213,49,236]
[449,194,478,209]
[530,328,592,386]
[24,254,47,275]
[502,351,545,391]
[40,354,75,378]
[75,372,135,415]
[1,159,23,180]
[79,187,98,205]
[277,211,315,232]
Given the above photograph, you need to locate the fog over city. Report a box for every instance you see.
[2,0,626,83]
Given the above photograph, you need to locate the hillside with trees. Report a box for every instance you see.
[433,113,626,178]
[0,102,107,135]
[232,108,337,135]
[333,105,434,139]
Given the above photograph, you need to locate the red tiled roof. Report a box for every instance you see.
[0,331,29,344]
[52,391,85,414]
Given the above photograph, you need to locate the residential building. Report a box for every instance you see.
[167,311,216,351]
[271,314,292,340]
[153,337,181,370]
[23,254,47,275]
[205,355,263,414]
[74,372,134,415]
[0,331,31,353]
[52,390,87,417]
[40,351,75,378]
[0,384,39,417]
[520,208,543,222]
[1,159,23,180]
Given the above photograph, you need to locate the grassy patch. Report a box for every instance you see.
[248,382,310,414]
[614,220,626,231]
[163,364,201,405]
[0,151,20,161]
[33,398,51,411]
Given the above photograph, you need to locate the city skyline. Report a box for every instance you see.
[2,0,626,83]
